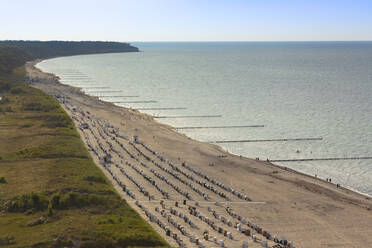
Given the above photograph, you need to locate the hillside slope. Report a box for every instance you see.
[0,43,168,248]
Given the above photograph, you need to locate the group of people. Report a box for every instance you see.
[180,161,252,202]
[124,161,170,199]
[58,95,296,248]
[135,143,213,201]
[136,200,187,248]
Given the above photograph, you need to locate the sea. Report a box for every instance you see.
[36,42,372,196]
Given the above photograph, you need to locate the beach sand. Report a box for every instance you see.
[26,60,372,248]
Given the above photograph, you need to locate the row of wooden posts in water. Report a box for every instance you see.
[63,83,372,164]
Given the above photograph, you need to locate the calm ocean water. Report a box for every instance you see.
[37,42,372,196]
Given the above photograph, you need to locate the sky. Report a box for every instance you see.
[1,0,371,42]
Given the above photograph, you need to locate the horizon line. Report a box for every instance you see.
[1,39,372,43]
[129,40,372,43]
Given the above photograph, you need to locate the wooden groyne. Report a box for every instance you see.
[61,77,91,79]
[86,90,123,93]
[80,86,110,89]
[117,100,158,103]
[175,125,264,130]
[56,71,83,74]
[270,157,372,162]
[59,74,89,77]
[99,95,140,98]
[61,78,93,82]
[135,107,187,110]
[154,115,222,119]
[61,79,92,82]
[58,74,87,76]
[213,137,323,143]
[58,74,85,75]
[60,77,88,79]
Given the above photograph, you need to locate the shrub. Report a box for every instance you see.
[49,193,61,209]
[23,102,43,111]
[5,192,49,212]
[0,177,6,183]
[23,102,59,112]
[0,235,15,246]
[43,114,72,128]
[50,192,105,210]
[20,122,33,128]
[47,204,54,216]
[2,192,107,213]
[84,175,107,184]
[0,83,11,93]
[10,87,24,94]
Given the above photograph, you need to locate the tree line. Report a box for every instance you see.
[0,40,139,74]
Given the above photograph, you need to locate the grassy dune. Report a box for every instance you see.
[0,67,168,247]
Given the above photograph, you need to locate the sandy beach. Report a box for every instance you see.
[26,60,372,248]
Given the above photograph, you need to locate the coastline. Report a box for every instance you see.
[33,58,372,199]
[27,59,372,247]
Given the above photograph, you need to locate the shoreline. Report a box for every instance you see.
[27,59,372,248]
[34,54,372,198]
[35,58,371,199]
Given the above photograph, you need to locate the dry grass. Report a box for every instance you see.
[0,68,169,248]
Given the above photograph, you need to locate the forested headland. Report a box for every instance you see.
[0,40,138,73]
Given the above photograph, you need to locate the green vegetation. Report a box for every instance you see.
[0,46,30,74]
[85,175,108,184]
[0,40,138,65]
[0,43,168,247]
[4,191,110,213]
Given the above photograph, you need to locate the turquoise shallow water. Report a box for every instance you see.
[37,42,372,195]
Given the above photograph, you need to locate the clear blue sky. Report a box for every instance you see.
[1,0,371,41]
